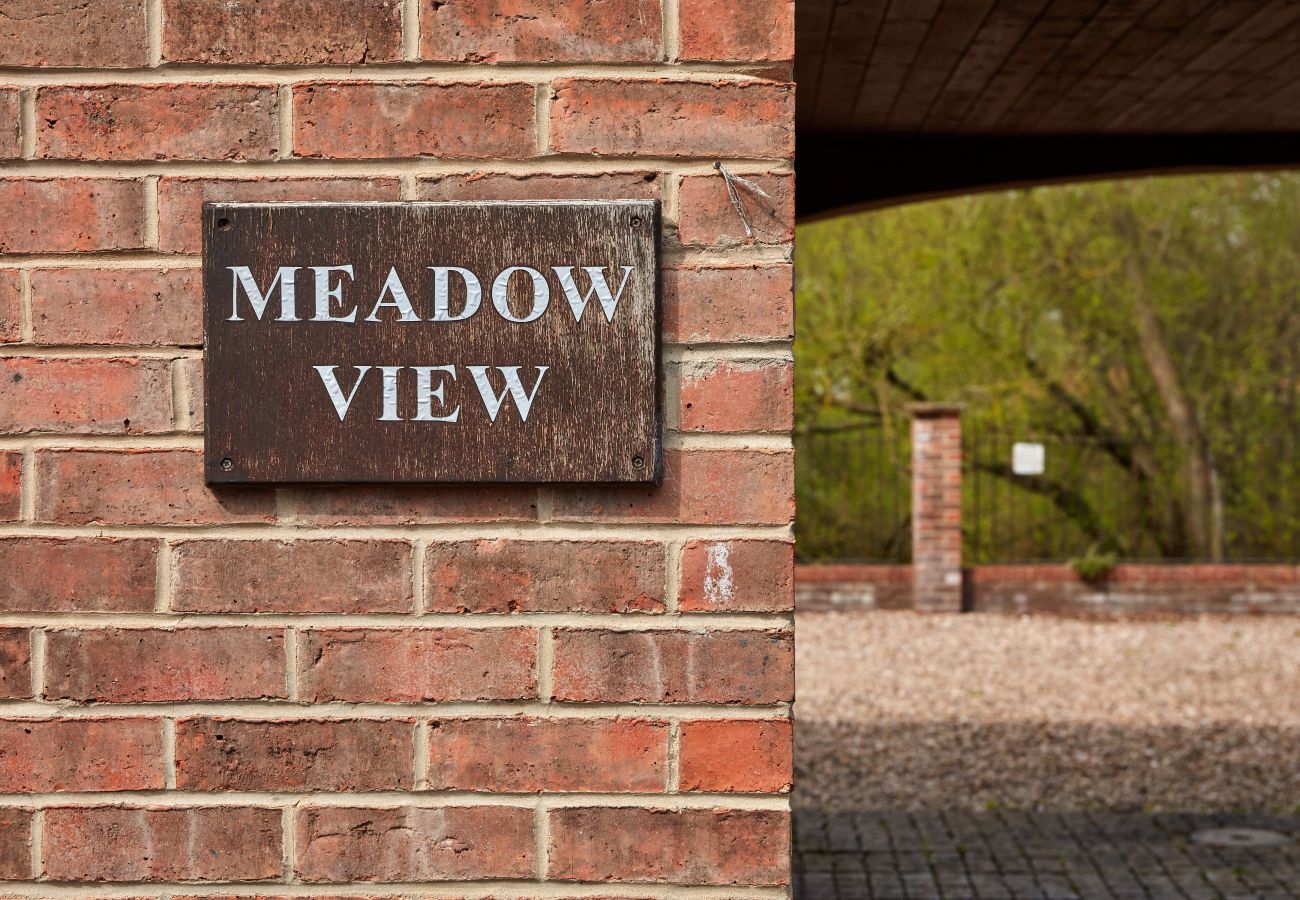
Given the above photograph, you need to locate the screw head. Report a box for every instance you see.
[630,216,642,228]
[220,457,233,472]
[632,455,645,469]
[217,217,231,231]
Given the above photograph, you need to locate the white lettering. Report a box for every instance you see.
[365,267,420,322]
[310,265,357,323]
[313,365,370,421]
[429,267,482,322]
[412,365,460,422]
[491,266,549,323]
[469,365,548,423]
[228,266,300,322]
[378,365,403,420]
[554,266,635,323]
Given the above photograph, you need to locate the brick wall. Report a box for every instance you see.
[794,564,913,611]
[796,563,1300,616]
[969,563,1300,616]
[0,0,795,894]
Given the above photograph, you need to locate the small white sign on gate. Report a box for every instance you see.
[1012,442,1045,476]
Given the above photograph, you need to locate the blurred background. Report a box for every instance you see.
[792,174,1300,899]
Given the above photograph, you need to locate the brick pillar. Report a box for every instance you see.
[911,404,964,612]
[0,0,795,891]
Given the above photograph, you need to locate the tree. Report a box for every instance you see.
[796,173,1300,562]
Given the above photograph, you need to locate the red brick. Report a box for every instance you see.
[679,0,794,62]
[37,85,280,161]
[43,806,282,881]
[283,484,537,525]
[294,82,536,160]
[0,453,17,522]
[296,805,533,882]
[0,630,29,700]
[549,807,789,884]
[0,179,146,254]
[664,265,793,343]
[679,539,793,612]
[426,717,667,792]
[678,361,793,433]
[45,628,286,703]
[551,629,794,704]
[0,90,17,159]
[176,718,414,791]
[159,177,402,253]
[173,539,413,614]
[679,719,792,792]
[677,171,794,246]
[552,449,794,525]
[299,628,537,702]
[551,79,794,158]
[0,808,30,878]
[420,0,661,62]
[0,537,157,612]
[163,0,401,64]
[31,268,202,346]
[426,540,665,614]
[0,270,17,343]
[0,358,172,435]
[35,450,275,525]
[417,171,662,202]
[0,718,163,792]
[0,0,147,67]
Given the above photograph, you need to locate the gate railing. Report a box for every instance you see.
[963,428,1300,563]
[963,431,1148,564]
[796,414,1300,568]
[795,422,912,563]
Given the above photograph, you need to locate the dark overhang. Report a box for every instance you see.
[797,1,1300,217]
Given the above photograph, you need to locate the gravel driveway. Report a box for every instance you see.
[795,612,1300,813]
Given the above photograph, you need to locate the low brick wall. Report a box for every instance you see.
[795,564,912,611]
[797,563,1300,615]
[971,564,1300,615]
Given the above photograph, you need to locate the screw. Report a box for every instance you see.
[217,217,231,231]
[220,457,233,472]
[630,216,642,228]
[632,455,645,469]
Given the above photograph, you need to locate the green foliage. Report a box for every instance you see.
[1069,547,1119,584]
[796,173,1300,562]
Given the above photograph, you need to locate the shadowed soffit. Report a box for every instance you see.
[797,0,1300,216]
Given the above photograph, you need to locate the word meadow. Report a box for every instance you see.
[228,262,635,423]
[203,201,661,484]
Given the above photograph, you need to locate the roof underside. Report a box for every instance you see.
[798,0,1300,215]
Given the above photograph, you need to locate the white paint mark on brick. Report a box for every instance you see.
[703,542,734,606]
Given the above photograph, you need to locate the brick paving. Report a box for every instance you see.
[794,810,1300,899]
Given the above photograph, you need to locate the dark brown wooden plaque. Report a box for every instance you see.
[203,201,660,484]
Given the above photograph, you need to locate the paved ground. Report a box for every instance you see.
[793,612,1300,898]
[794,809,1300,899]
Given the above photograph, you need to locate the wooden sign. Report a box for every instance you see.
[203,201,661,484]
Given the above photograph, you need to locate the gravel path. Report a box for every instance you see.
[795,612,1300,813]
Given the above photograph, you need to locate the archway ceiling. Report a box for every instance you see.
[798,0,1300,216]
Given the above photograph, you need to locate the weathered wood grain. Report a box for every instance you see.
[203,201,661,484]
